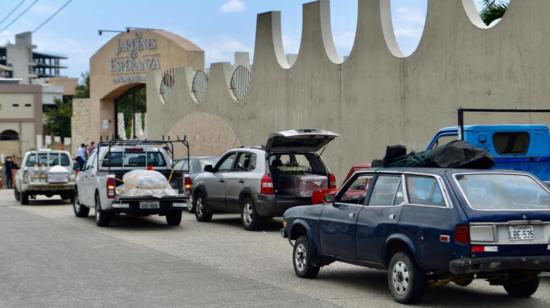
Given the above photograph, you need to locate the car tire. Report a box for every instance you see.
[73,189,89,218]
[14,188,20,201]
[503,276,539,298]
[94,193,111,227]
[387,252,426,304]
[241,197,263,231]
[194,192,212,222]
[293,235,320,279]
[166,211,183,226]
[20,191,29,205]
[454,279,473,287]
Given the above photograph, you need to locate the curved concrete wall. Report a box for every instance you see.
[147,0,550,178]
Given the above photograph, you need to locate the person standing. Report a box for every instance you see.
[86,141,96,157]
[75,144,87,171]
[4,156,14,189]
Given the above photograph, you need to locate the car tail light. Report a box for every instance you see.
[184,176,193,194]
[107,176,116,199]
[261,174,275,194]
[329,173,336,189]
[454,224,470,244]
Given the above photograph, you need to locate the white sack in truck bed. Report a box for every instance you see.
[278,174,328,198]
[116,170,177,198]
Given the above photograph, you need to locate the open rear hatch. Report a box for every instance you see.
[265,129,339,154]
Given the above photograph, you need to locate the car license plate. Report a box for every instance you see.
[508,225,535,241]
[140,201,160,209]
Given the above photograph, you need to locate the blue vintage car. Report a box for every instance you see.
[281,168,550,304]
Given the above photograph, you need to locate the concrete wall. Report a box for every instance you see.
[6,32,35,84]
[145,0,550,178]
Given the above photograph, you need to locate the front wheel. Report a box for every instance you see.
[387,252,426,304]
[73,189,89,218]
[194,193,212,222]
[166,211,183,226]
[293,235,320,279]
[20,191,29,205]
[503,276,539,298]
[94,194,111,227]
[241,197,263,231]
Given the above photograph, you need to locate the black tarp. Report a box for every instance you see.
[373,141,495,169]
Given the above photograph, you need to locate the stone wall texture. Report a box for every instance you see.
[146,0,550,178]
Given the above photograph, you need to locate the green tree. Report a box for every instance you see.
[44,98,72,138]
[76,72,90,98]
[480,0,508,26]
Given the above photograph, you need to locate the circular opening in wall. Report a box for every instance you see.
[471,0,511,27]
[0,130,19,141]
[230,65,252,102]
[192,71,208,103]
[389,0,427,57]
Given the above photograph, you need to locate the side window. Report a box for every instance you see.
[102,152,123,168]
[216,153,238,172]
[432,134,457,149]
[236,152,256,172]
[25,153,37,167]
[493,132,530,155]
[406,176,446,207]
[368,176,402,206]
[85,152,96,170]
[336,174,373,204]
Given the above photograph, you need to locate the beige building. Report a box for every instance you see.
[72,29,204,151]
[0,84,43,158]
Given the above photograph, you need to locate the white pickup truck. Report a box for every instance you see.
[73,139,190,227]
[15,149,76,205]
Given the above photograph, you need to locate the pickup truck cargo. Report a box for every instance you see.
[73,139,189,227]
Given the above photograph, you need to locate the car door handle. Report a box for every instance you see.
[238,179,245,184]
[348,212,355,219]
[389,214,397,220]
[219,179,225,183]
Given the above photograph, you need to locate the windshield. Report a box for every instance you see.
[25,152,71,167]
[455,174,550,210]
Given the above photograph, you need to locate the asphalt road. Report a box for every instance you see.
[1,190,550,308]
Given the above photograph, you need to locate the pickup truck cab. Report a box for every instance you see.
[282,168,550,304]
[73,140,188,227]
[15,149,76,205]
[428,125,550,183]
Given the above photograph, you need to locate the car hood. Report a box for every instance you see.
[265,129,339,154]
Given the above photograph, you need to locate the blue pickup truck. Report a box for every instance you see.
[428,125,550,183]
[282,168,550,304]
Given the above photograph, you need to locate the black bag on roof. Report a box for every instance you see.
[373,140,494,169]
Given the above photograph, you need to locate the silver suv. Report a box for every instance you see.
[192,129,338,230]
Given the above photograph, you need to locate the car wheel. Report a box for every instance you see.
[194,192,212,222]
[503,276,539,298]
[166,211,183,226]
[293,235,320,279]
[94,193,111,227]
[73,189,89,218]
[387,252,426,304]
[241,197,263,231]
[20,191,29,205]
[14,188,20,201]
[454,278,473,287]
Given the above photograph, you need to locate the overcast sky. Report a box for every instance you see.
[0,0,492,78]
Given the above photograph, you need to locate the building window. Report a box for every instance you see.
[12,104,19,107]
[0,130,19,141]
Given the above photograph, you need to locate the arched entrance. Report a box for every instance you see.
[0,130,19,141]
[114,85,146,139]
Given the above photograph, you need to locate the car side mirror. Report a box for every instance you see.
[324,193,336,203]
[204,165,215,173]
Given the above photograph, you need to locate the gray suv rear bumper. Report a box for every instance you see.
[255,194,307,217]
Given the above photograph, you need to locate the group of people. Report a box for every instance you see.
[75,142,96,170]
[3,155,18,189]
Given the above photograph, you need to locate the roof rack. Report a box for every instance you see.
[96,136,190,173]
[239,145,266,150]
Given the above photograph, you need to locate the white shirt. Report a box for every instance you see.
[76,147,86,159]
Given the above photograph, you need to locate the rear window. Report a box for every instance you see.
[493,132,530,155]
[25,152,70,167]
[455,173,550,210]
[102,151,166,168]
